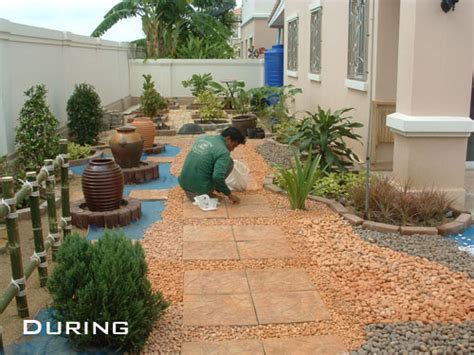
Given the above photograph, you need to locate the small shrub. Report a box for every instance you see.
[209,80,246,110]
[48,232,169,352]
[140,74,167,117]
[312,172,365,200]
[182,73,213,97]
[68,143,93,160]
[67,83,104,145]
[348,175,453,226]
[15,84,60,172]
[275,151,324,210]
[274,117,299,144]
[196,91,226,121]
[287,107,363,173]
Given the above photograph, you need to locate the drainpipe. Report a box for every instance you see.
[364,0,377,219]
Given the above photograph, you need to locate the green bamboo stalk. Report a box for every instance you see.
[59,139,71,238]
[0,238,52,314]
[27,172,48,287]
[44,159,60,261]
[1,177,29,318]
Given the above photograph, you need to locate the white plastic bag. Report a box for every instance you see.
[193,194,219,211]
[225,160,250,191]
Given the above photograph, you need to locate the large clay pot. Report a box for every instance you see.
[82,158,124,212]
[231,114,257,137]
[110,126,143,168]
[131,117,156,148]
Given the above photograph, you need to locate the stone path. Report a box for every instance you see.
[180,192,346,353]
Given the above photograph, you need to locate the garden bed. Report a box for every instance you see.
[192,119,230,131]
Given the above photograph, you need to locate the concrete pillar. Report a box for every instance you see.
[387,0,473,208]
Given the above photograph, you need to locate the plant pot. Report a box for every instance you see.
[247,127,265,139]
[131,117,156,149]
[247,127,257,139]
[82,158,124,212]
[109,126,143,168]
[232,114,257,137]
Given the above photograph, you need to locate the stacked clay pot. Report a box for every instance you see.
[82,158,124,212]
[131,117,156,149]
[109,126,143,168]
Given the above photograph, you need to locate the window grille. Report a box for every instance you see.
[310,8,322,75]
[347,0,368,81]
[287,18,298,71]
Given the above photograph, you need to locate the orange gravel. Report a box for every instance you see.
[141,136,474,353]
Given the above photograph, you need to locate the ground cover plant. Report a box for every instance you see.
[140,74,167,117]
[15,84,60,172]
[68,143,93,161]
[287,107,363,173]
[196,91,226,121]
[48,231,169,353]
[348,175,453,226]
[311,172,365,201]
[67,83,104,146]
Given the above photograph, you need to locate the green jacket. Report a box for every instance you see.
[178,135,232,196]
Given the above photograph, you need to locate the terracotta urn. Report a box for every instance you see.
[109,126,143,168]
[82,158,124,212]
[131,117,156,148]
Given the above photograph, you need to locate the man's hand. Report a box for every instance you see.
[228,193,240,204]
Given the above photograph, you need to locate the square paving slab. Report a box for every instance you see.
[237,239,294,260]
[184,270,249,295]
[183,293,258,326]
[183,241,238,260]
[183,225,234,242]
[227,203,274,218]
[183,200,228,219]
[182,339,264,355]
[128,189,168,201]
[262,335,347,355]
[146,156,175,163]
[246,269,315,293]
[252,291,331,325]
[232,225,285,241]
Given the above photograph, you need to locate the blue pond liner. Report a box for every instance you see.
[70,144,180,241]
[7,309,122,355]
[448,225,474,255]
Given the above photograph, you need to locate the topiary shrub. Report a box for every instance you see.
[48,231,169,352]
[67,83,104,145]
[15,84,60,172]
[140,74,167,117]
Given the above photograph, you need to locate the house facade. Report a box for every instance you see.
[268,0,473,208]
[240,0,278,59]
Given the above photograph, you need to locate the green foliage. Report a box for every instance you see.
[209,80,245,109]
[348,175,453,226]
[312,172,365,200]
[68,143,93,161]
[15,85,60,172]
[275,151,324,210]
[176,36,236,59]
[48,232,169,352]
[274,117,299,144]
[67,83,104,146]
[264,85,302,123]
[182,73,213,97]
[196,91,226,120]
[140,74,167,117]
[287,107,363,173]
[91,0,236,59]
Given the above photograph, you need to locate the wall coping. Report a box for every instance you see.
[387,112,474,137]
[129,59,264,66]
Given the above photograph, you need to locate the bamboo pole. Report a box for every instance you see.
[1,177,29,318]
[59,140,71,238]
[27,172,48,287]
[44,159,60,261]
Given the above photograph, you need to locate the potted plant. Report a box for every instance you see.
[231,89,257,137]
[196,91,227,124]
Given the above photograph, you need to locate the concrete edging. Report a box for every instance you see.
[263,175,472,236]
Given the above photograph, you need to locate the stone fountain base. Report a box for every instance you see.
[143,143,166,155]
[122,161,159,184]
[71,197,141,229]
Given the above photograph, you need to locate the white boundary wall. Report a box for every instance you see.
[0,19,130,156]
[129,59,264,98]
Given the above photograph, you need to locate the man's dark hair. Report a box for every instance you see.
[221,127,246,144]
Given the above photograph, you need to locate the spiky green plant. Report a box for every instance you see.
[140,74,167,117]
[275,151,324,210]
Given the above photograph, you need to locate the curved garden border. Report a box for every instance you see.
[263,175,472,236]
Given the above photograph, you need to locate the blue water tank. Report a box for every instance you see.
[264,44,284,87]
